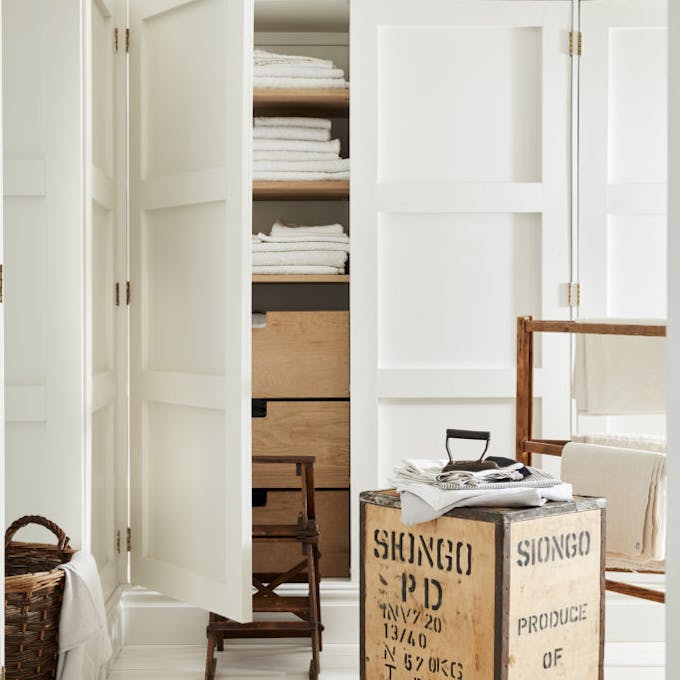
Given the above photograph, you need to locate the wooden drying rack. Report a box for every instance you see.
[515,316,667,604]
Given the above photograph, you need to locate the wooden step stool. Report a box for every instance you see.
[205,456,323,680]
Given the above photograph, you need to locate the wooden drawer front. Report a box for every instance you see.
[253,401,349,489]
[253,311,349,398]
[253,490,349,578]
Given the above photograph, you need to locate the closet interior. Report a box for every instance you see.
[251,7,351,578]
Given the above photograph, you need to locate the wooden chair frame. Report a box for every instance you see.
[516,315,666,604]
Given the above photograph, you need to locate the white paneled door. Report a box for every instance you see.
[129,0,253,621]
[351,0,574,576]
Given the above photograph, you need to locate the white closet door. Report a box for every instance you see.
[351,0,573,572]
[85,0,127,600]
[129,0,253,620]
[0,2,5,663]
[578,0,667,434]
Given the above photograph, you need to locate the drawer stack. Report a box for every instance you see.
[252,310,350,577]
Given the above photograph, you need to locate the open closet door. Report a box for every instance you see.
[129,0,253,620]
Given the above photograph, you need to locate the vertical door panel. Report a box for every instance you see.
[129,0,252,620]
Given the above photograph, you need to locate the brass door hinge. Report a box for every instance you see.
[115,282,120,306]
[127,527,132,552]
[126,281,131,306]
[2,665,6,680]
[569,30,583,56]
[568,282,581,307]
[125,28,130,53]
[0,264,4,303]
[115,529,121,554]
[114,27,119,52]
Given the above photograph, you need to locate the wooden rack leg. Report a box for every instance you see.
[306,542,321,680]
[204,627,217,680]
[516,316,534,467]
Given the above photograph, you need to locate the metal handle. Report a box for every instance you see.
[445,429,491,464]
[5,515,71,554]
[252,399,268,418]
[252,489,268,507]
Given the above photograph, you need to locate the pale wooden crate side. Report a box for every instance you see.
[507,508,603,680]
[363,503,497,680]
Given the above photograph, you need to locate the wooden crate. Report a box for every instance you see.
[361,491,605,680]
[252,311,349,398]
[253,489,350,578]
[252,400,349,488]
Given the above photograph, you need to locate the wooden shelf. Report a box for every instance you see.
[253,180,349,201]
[253,275,349,284]
[253,88,349,117]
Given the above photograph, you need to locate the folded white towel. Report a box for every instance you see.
[253,126,331,142]
[254,158,350,173]
[254,138,340,154]
[253,170,349,181]
[271,219,345,236]
[561,442,666,567]
[254,49,334,69]
[253,265,344,275]
[258,233,349,244]
[253,250,347,268]
[254,77,348,89]
[254,150,339,162]
[254,65,345,79]
[393,458,526,487]
[253,241,350,254]
[573,432,666,453]
[573,319,666,415]
[254,117,332,130]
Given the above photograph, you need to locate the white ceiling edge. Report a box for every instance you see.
[255,0,349,33]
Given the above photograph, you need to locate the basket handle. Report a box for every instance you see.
[5,515,71,555]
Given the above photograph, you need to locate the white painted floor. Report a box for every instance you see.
[110,642,665,679]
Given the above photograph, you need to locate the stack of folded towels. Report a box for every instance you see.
[254,49,348,89]
[253,116,349,181]
[252,219,349,275]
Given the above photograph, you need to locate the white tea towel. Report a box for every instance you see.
[252,313,267,328]
[561,442,666,565]
[254,49,333,69]
[253,265,344,275]
[572,319,666,414]
[253,126,331,142]
[253,170,349,181]
[254,77,348,89]
[393,459,525,486]
[254,117,332,130]
[56,551,112,680]
[253,158,349,173]
[573,432,666,453]
[399,483,573,525]
[271,219,344,235]
[253,138,340,154]
[253,250,347,268]
[257,233,349,244]
[254,65,344,79]
[252,241,349,254]
[253,150,339,162]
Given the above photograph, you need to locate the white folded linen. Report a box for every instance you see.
[398,483,573,526]
[253,250,347,268]
[572,319,666,414]
[271,219,344,236]
[254,138,340,153]
[254,117,332,130]
[254,64,345,79]
[253,126,331,142]
[254,158,350,173]
[253,265,344,274]
[561,441,666,567]
[254,77,348,89]
[254,150,339,162]
[257,232,349,244]
[393,458,526,487]
[254,49,334,69]
[253,240,350,254]
[573,432,666,453]
[253,170,349,181]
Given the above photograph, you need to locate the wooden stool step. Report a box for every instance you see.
[252,595,311,615]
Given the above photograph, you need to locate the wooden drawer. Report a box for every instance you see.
[252,311,349,398]
[252,489,349,578]
[252,401,349,489]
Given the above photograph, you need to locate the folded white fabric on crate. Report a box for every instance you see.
[254,138,341,154]
[254,117,332,130]
[254,158,350,173]
[253,126,331,142]
[271,220,345,236]
[254,49,334,69]
[253,241,349,254]
[393,459,526,486]
[254,64,345,79]
[572,318,666,415]
[561,441,666,567]
[253,265,344,275]
[254,150,339,162]
[253,170,349,181]
[254,76,348,89]
[253,250,347,268]
[257,232,349,244]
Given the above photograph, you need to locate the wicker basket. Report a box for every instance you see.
[5,516,74,680]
